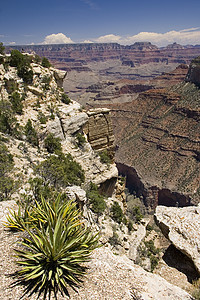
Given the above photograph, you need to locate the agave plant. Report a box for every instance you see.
[11,195,99,299]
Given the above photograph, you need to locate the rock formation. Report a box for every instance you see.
[155,205,200,275]
[7,42,200,72]
[109,67,200,209]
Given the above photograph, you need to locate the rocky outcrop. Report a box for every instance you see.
[186,56,200,87]
[83,108,115,152]
[155,205,200,275]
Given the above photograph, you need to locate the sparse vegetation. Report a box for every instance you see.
[0,142,14,201]
[41,57,51,68]
[35,152,85,188]
[44,133,62,153]
[24,119,39,147]
[99,149,112,165]
[86,182,106,214]
[75,132,86,147]
[9,50,33,84]
[41,75,51,90]
[110,201,124,224]
[38,111,48,124]
[0,100,20,136]
[61,93,71,104]
[9,91,23,114]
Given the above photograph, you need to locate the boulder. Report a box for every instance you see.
[155,205,200,274]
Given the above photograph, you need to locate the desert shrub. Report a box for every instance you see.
[132,206,144,223]
[86,182,106,214]
[17,66,33,84]
[47,103,55,120]
[108,231,121,246]
[110,201,124,224]
[9,91,23,114]
[41,75,51,90]
[4,79,18,93]
[38,111,48,124]
[44,133,62,153]
[75,133,86,147]
[0,100,20,136]
[41,57,51,68]
[35,152,85,188]
[99,149,112,165]
[0,142,14,201]
[61,93,71,104]
[128,220,133,232]
[6,195,99,299]
[34,54,41,64]
[9,50,33,84]
[24,119,39,147]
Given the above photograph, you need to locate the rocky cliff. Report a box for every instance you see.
[110,74,200,209]
[8,42,200,71]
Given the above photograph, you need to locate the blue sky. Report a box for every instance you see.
[1,0,200,46]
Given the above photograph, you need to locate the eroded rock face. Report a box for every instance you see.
[84,108,115,152]
[155,205,200,274]
[186,56,200,87]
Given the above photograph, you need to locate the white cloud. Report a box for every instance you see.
[94,34,122,43]
[42,33,74,44]
[90,28,200,46]
[82,40,94,43]
[121,28,200,46]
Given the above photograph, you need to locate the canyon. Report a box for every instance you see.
[8,42,200,210]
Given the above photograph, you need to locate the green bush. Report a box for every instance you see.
[132,206,144,223]
[41,75,51,90]
[41,57,51,68]
[17,66,33,84]
[35,152,85,188]
[9,91,23,114]
[61,93,71,104]
[24,119,39,147]
[128,220,133,232]
[86,182,106,214]
[108,231,121,246]
[38,111,47,124]
[75,133,86,147]
[110,201,124,224]
[0,100,19,136]
[0,142,14,201]
[9,50,33,84]
[44,133,62,153]
[99,149,112,165]
[6,195,99,299]
[34,54,41,64]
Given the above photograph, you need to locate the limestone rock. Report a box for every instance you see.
[155,205,200,274]
[53,68,67,88]
[84,108,115,152]
[28,85,43,96]
[61,112,88,135]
